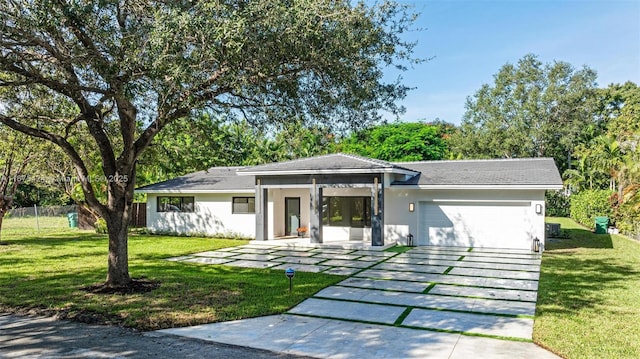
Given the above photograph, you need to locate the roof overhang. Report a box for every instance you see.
[135,189,255,194]
[389,184,564,190]
[237,168,418,176]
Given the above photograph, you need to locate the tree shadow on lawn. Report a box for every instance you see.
[1,232,106,247]
[546,227,613,250]
[538,253,639,314]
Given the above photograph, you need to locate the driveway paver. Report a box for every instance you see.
[163,244,557,358]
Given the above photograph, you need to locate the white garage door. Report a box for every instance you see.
[418,202,533,250]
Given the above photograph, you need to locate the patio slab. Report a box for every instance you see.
[386,256,460,266]
[272,256,327,265]
[315,287,478,312]
[230,247,278,254]
[449,267,540,280]
[322,267,362,276]
[320,259,374,268]
[183,257,234,265]
[271,263,331,273]
[354,255,388,262]
[348,250,398,257]
[403,308,534,339]
[337,277,430,293]
[356,269,539,290]
[230,253,283,261]
[310,248,357,254]
[224,260,280,269]
[313,253,365,261]
[192,251,239,258]
[159,314,558,359]
[270,250,316,257]
[430,284,538,302]
[288,298,404,325]
[403,252,463,260]
[372,262,450,274]
[462,256,541,265]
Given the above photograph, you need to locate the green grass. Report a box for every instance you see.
[535,217,640,359]
[0,222,344,331]
[1,215,71,238]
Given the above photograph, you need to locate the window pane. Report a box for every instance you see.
[182,197,194,212]
[233,197,255,213]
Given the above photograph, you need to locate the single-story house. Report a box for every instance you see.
[136,153,563,251]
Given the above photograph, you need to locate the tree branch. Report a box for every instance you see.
[0,114,108,217]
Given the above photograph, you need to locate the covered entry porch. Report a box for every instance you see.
[250,174,385,246]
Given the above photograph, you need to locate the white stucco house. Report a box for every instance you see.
[136,153,563,251]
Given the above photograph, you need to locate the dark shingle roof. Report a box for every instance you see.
[136,156,563,193]
[394,158,562,186]
[136,166,253,192]
[237,153,417,174]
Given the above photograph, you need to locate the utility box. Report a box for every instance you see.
[595,216,609,234]
[545,223,561,237]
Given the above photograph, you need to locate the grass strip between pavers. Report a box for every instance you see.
[284,313,533,343]
[422,283,437,294]
[394,307,414,326]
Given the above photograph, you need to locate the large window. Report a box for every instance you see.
[232,197,255,214]
[322,197,371,227]
[157,196,194,212]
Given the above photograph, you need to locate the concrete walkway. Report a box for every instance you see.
[162,244,560,358]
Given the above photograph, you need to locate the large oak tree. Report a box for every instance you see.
[0,0,417,288]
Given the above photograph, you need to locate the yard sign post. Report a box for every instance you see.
[285,267,295,293]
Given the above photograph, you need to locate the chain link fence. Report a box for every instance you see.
[3,205,77,233]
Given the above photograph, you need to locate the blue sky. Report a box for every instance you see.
[385,0,640,125]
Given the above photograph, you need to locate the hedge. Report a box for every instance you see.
[569,189,613,228]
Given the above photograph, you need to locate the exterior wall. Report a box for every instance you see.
[384,188,547,247]
[146,193,256,238]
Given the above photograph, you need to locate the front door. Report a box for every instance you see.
[285,197,301,236]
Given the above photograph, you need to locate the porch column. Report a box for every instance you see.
[310,182,323,244]
[371,177,384,246]
[255,181,269,241]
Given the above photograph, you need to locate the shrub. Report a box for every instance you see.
[569,189,613,228]
[545,190,570,217]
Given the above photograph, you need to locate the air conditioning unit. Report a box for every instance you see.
[546,223,561,237]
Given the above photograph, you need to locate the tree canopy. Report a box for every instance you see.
[450,54,601,172]
[340,121,452,161]
[0,0,418,287]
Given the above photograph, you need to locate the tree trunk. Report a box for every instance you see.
[103,170,136,288]
[105,208,131,287]
[0,212,5,244]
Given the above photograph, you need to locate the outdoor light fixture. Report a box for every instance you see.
[409,202,415,212]
[535,204,543,214]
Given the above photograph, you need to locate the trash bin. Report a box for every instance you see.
[595,216,608,234]
[67,212,78,228]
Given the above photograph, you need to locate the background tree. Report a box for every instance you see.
[0,127,45,243]
[0,1,418,288]
[340,121,451,161]
[450,54,601,172]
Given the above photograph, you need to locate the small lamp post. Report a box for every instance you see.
[285,267,295,293]
[533,237,541,253]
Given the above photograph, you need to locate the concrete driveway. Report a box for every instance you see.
[162,244,559,358]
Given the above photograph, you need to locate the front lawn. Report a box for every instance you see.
[535,217,640,359]
[0,228,343,330]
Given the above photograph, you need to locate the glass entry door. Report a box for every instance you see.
[285,197,301,236]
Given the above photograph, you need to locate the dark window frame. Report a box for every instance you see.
[322,196,371,228]
[157,196,195,213]
[232,197,256,214]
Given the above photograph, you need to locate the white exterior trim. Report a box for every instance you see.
[238,168,418,176]
[137,189,254,194]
